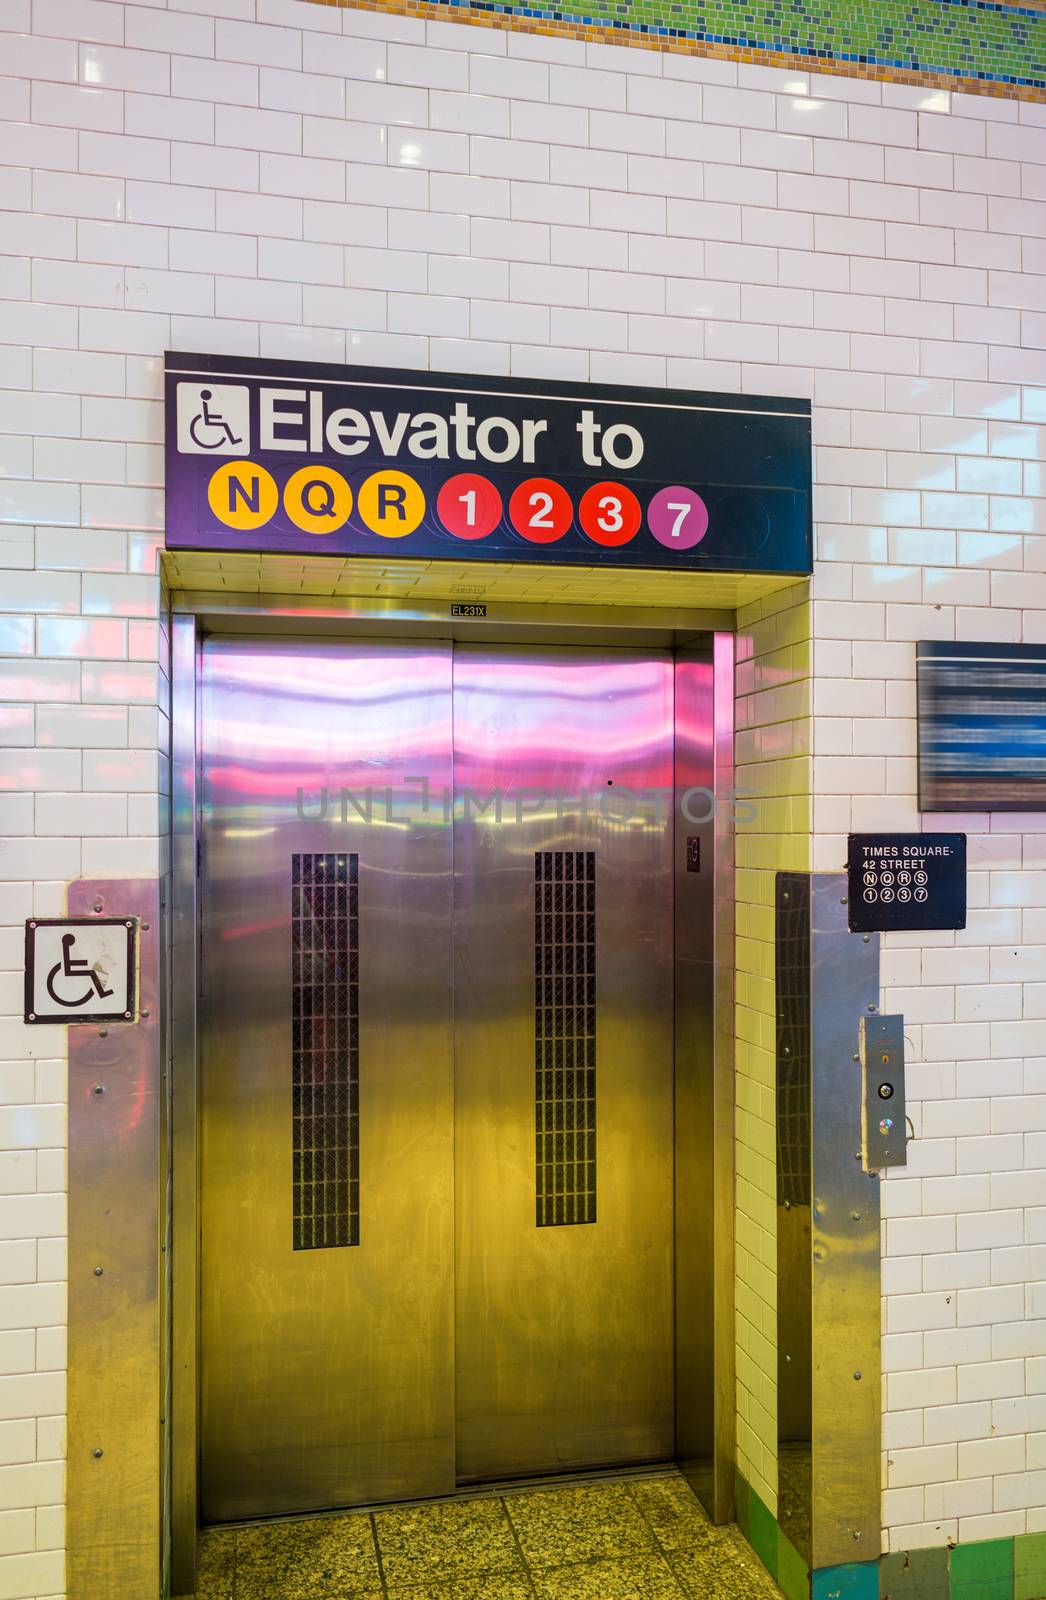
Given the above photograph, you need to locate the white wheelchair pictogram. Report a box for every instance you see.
[46,933,114,1009]
[188,389,244,451]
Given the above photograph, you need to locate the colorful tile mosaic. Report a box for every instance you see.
[317,0,1046,101]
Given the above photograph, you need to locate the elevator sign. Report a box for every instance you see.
[847,834,967,933]
[165,352,811,575]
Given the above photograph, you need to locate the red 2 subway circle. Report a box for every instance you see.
[165,353,812,576]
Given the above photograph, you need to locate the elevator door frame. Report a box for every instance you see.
[169,594,736,1600]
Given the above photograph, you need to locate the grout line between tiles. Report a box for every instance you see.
[625,1479,695,1600]
[499,1492,542,1598]
[370,1510,390,1600]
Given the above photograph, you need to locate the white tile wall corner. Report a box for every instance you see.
[1,0,1044,1587]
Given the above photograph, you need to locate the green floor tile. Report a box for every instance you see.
[950,1537,1014,1600]
[879,1548,948,1600]
[749,1490,779,1580]
[1016,1531,1046,1600]
[777,1530,809,1600]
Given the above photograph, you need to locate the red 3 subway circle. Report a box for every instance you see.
[165,353,811,575]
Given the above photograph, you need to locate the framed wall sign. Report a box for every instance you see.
[847,835,967,933]
[165,352,812,577]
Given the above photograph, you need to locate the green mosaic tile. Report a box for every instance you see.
[950,1537,1014,1600]
[413,0,1046,95]
[749,1489,779,1581]
[1015,1531,1046,1600]
[777,1529,810,1600]
[879,1548,948,1600]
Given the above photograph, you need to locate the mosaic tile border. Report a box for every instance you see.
[736,1471,1046,1599]
[319,0,1046,101]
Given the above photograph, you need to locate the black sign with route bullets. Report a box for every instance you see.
[165,351,812,575]
[847,834,967,932]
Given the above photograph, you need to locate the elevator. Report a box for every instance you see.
[192,625,726,1528]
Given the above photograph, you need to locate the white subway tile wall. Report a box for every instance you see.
[1,2,1044,1590]
[735,584,811,1505]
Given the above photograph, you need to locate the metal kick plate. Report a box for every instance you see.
[860,1013,907,1171]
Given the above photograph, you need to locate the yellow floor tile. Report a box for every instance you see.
[502,1480,657,1569]
[374,1498,525,1589]
[195,1471,785,1599]
[530,1551,687,1598]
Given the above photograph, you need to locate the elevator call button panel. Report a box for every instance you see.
[859,1013,907,1172]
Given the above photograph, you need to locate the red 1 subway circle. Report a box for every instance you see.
[165,352,812,575]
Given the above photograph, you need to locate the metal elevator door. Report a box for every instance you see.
[198,636,674,1523]
[453,645,674,1480]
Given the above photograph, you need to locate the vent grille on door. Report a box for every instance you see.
[291,852,359,1250]
[535,850,596,1227]
[776,872,811,1210]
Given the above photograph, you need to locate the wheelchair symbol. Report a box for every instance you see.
[188,389,243,451]
[46,933,114,1009]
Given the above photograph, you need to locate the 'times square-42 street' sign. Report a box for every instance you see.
[165,352,812,576]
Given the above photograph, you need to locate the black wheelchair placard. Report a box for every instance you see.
[847,834,967,933]
[24,917,138,1024]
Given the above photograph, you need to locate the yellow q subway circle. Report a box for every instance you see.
[357,470,426,538]
[207,461,279,531]
[283,466,353,535]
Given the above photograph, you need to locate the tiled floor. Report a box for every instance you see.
[193,1470,785,1600]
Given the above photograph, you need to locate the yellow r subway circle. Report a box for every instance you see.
[357,469,426,538]
[207,461,279,531]
[283,465,353,535]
